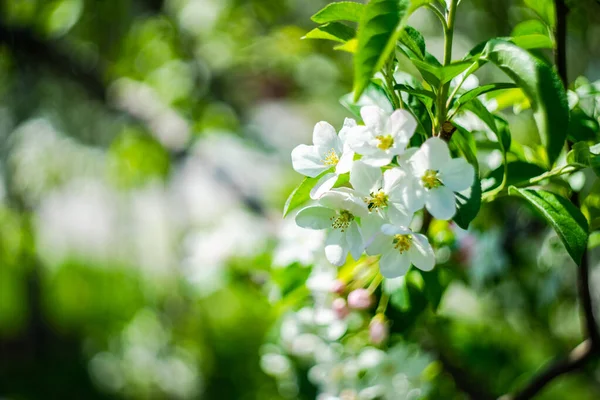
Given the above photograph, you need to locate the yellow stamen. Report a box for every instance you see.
[365,191,388,211]
[421,169,442,189]
[393,234,412,253]
[376,135,394,150]
[322,149,339,166]
[330,210,354,232]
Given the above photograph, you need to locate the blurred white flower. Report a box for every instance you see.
[273,217,325,267]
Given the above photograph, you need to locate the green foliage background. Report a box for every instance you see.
[0,0,600,399]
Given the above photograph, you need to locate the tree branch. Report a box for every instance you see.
[498,340,596,400]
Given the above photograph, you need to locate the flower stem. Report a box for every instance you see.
[436,0,458,135]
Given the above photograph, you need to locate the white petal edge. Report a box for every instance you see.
[291,144,328,178]
[360,106,387,131]
[295,206,336,229]
[408,233,435,271]
[440,157,475,192]
[425,186,456,220]
[325,229,349,266]
[350,160,382,194]
[346,222,364,260]
[379,250,411,278]
[313,121,340,157]
[310,173,338,199]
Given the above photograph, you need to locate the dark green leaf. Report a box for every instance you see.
[508,187,589,264]
[353,0,410,100]
[311,1,365,24]
[452,125,481,229]
[303,22,355,43]
[481,40,569,165]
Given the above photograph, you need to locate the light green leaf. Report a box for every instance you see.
[508,187,589,264]
[394,84,436,100]
[511,34,554,50]
[353,0,411,100]
[481,40,569,165]
[453,82,517,112]
[303,22,355,43]
[334,38,358,53]
[311,1,365,24]
[511,19,554,49]
[283,172,329,217]
[341,81,393,118]
[410,59,473,88]
[512,19,550,37]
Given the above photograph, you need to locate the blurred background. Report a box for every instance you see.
[0,0,600,399]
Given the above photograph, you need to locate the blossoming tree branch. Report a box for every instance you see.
[273,0,600,398]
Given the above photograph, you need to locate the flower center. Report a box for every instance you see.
[365,191,388,211]
[322,149,339,166]
[421,169,442,189]
[376,135,394,150]
[393,234,412,253]
[330,210,354,232]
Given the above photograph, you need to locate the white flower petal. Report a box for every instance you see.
[346,222,364,260]
[398,178,425,213]
[390,109,417,142]
[362,214,386,250]
[335,150,354,174]
[361,153,394,167]
[313,122,340,156]
[425,186,456,220]
[310,173,338,199]
[319,189,368,218]
[296,206,336,229]
[409,137,451,175]
[360,106,387,131]
[325,229,349,266]
[397,147,418,167]
[440,158,475,192]
[350,160,382,195]
[366,231,389,256]
[387,202,413,227]
[379,250,411,278]
[382,167,408,193]
[346,126,377,154]
[339,118,358,142]
[381,224,411,236]
[291,144,329,177]
[408,233,435,271]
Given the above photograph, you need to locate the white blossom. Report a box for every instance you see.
[291,119,356,199]
[347,106,416,167]
[295,189,367,266]
[404,137,475,220]
[367,224,435,278]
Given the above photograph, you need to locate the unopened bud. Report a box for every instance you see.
[331,279,346,295]
[332,298,349,319]
[369,314,389,345]
[347,289,372,310]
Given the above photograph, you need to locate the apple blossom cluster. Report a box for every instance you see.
[291,106,475,277]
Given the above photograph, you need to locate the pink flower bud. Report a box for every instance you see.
[369,315,389,345]
[331,279,346,295]
[347,289,372,310]
[332,298,349,319]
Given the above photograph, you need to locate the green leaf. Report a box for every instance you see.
[410,59,473,88]
[453,83,518,111]
[512,19,551,37]
[454,177,481,230]
[484,161,546,192]
[481,40,569,165]
[353,0,411,100]
[303,22,355,43]
[566,142,592,166]
[511,34,554,50]
[508,187,589,264]
[394,84,436,101]
[311,1,365,24]
[523,0,555,27]
[461,99,511,155]
[334,38,358,53]
[452,125,481,229]
[399,26,426,60]
[283,172,329,217]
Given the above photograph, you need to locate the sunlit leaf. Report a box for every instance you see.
[508,187,589,264]
[303,22,355,43]
[311,1,365,24]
